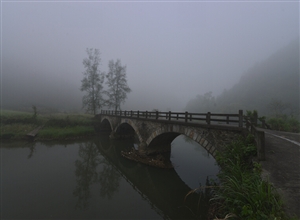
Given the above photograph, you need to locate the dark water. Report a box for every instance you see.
[0,135,219,219]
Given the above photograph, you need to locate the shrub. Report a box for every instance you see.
[211,135,286,220]
[267,116,300,132]
[38,126,95,139]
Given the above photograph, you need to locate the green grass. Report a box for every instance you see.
[267,116,300,133]
[0,123,37,139]
[38,126,95,139]
[211,135,288,220]
[1,109,96,140]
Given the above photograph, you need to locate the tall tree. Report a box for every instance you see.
[81,48,104,115]
[105,59,131,111]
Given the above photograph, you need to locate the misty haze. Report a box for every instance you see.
[1,1,299,220]
[2,2,299,114]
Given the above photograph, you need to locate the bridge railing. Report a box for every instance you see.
[244,117,266,160]
[243,116,272,129]
[100,110,244,128]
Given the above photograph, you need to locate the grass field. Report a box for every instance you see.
[0,109,96,140]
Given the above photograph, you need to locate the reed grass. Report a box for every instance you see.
[38,126,95,139]
[0,109,96,140]
[210,135,287,220]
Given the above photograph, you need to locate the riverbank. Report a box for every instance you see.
[208,135,296,220]
[0,110,96,141]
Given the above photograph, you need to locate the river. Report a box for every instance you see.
[1,135,219,219]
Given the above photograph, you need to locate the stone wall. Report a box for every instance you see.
[98,115,244,159]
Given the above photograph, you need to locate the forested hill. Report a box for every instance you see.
[186,37,299,117]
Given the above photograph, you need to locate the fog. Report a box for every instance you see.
[1,2,299,112]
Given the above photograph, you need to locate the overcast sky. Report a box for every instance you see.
[1,1,299,111]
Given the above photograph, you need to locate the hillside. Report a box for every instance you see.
[186,38,299,117]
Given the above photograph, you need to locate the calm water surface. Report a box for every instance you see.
[1,135,219,219]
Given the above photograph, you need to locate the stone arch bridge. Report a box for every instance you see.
[95,110,265,160]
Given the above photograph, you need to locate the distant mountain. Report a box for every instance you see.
[186,37,299,117]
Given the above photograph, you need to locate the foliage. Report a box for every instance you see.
[186,39,299,116]
[38,126,95,139]
[246,110,258,125]
[246,110,258,117]
[185,91,217,113]
[0,110,40,139]
[0,123,37,139]
[267,99,289,117]
[105,59,131,111]
[39,114,96,139]
[267,115,300,133]
[81,48,105,115]
[183,177,217,219]
[212,135,287,220]
[0,110,96,140]
[32,105,38,120]
[45,115,93,128]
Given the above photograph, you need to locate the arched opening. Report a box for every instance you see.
[170,135,219,189]
[148,132,181,149]
[98,119,112,133]
[115,123,136,139]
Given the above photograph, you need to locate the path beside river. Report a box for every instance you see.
[260,130,300,219]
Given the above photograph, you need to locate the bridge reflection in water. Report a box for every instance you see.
[87,135,214,219]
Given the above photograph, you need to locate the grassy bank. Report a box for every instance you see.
[209,135,292,220]
[0,110,97,140]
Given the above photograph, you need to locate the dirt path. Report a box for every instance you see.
[260,130,300,219]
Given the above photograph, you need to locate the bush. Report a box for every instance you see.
[267,116,300,132]
[211,135,286,220]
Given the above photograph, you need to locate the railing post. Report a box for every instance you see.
[146,111,148,119]
[156,111,159,120]
[137,111,139,118]
[125,111,127,117]
[226,115,229,124]
[245,119,250,130]
[206,112,211,125]
[169,111,171,121]
[185,111,188,123]
[131,110,133,117]
[239,110,243,128]
[253,114,258,126]
[261,119,266,128]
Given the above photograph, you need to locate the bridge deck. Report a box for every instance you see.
[260,130,300,218]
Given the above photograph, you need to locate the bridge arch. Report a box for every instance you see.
[114,119,144,143]
[146,126,216,157]
[100,117,114,132]
[97,114,243,159]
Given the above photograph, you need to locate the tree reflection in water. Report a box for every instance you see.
[73,141,120,209]
[27,143,36,159]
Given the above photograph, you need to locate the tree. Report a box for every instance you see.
[32,105,38,120]
[185,91,216,112]
[81,48,104,115]
[268,99,288,118]
[105,59,131,111]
